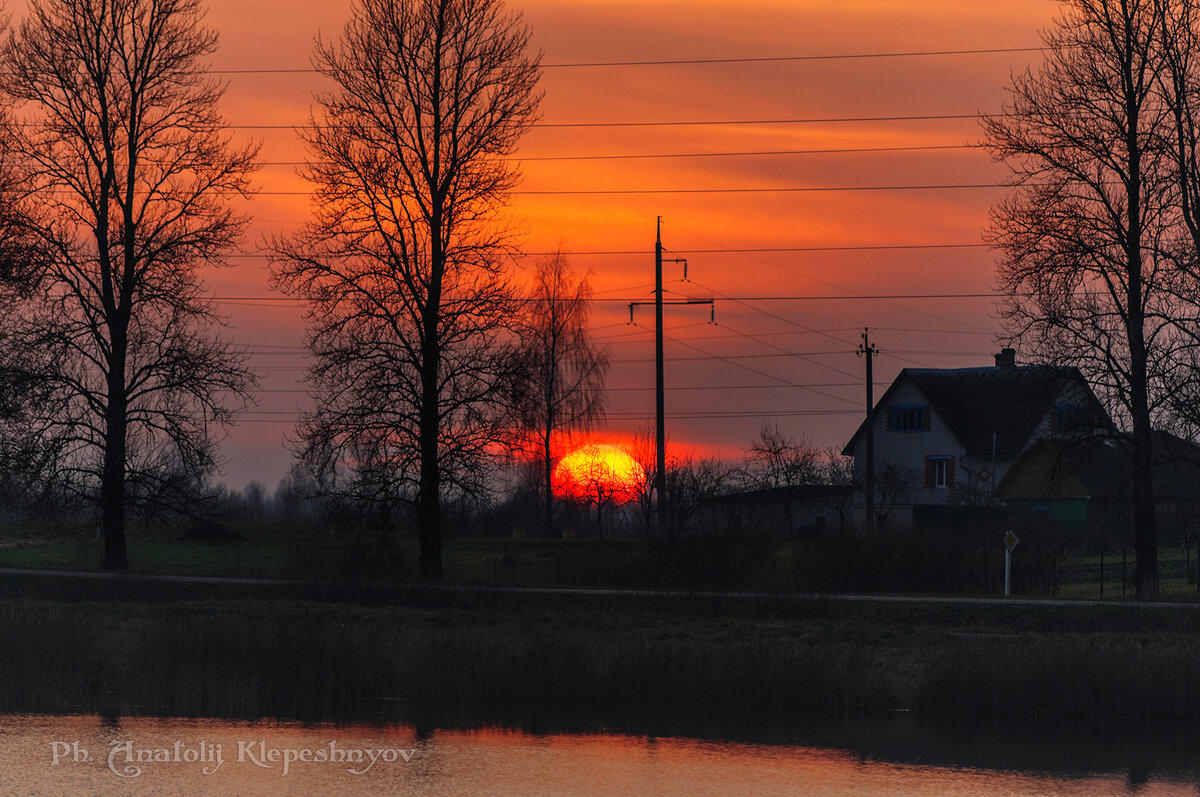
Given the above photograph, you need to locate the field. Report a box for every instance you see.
[2,519,1199,601]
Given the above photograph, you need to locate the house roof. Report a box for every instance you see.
[999,431,1200,501]
[842,363,1108,457]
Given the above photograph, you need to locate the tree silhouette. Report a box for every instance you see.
[741,423,822,490]
[270,0,541,580]
[984,0,1197,599]
[0,0,258,569]
[510,250,608,535]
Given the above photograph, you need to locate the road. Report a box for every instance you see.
[2,566,1198,608]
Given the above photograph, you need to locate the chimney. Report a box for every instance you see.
[995,348,1016,371]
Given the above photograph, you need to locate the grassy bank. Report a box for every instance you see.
[4,596,1200,723]
[5,519,1200,601]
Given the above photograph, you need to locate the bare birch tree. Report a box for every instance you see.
[270,0,540,580]
[509,250,608,535]
[0,0,258,569]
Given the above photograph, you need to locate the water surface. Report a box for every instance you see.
[1,712,1197,795]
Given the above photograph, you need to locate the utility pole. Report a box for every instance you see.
[629,217,714,535]
[857,328,879,533]
[655,217,666,531]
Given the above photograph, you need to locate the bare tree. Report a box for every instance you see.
[664,453,736,539]
[269,0,540,580]
[1153,1,1200,437]
[983,0,1195,600]
[629,422,659,538]
[0,0,257,569]
[741,423,823,490]
[565,451,620,539]
[510,249,608,535]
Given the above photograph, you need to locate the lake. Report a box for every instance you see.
[1,711,1197,795]
[2,710,1200,797]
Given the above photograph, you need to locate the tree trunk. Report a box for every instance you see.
[543,429,553,536]
[417,366,442,580]
[417,289,443,579]
[417,187,445,580]
[1131,376,1159,600]
[101,326,128,571]
[1125,64,1159,602]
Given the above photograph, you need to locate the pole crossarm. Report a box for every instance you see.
[628,297,715,323]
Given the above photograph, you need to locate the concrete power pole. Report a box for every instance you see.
[857,328,879,533]
[629,218,713,536]
[655,217,667,530]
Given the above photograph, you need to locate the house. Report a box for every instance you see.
[841,348,1112,530]
[701,483,854,536]
[997,431,1200,545]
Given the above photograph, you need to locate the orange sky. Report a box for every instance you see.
[183,0,1061,488]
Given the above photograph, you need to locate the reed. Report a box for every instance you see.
[2,598,1200,722]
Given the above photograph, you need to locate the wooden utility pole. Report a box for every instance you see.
[857,328,879,533]
[629,217,714,535]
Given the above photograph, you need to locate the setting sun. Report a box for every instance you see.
[552,444,645,503]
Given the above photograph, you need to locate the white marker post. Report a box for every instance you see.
[1004,529,1020,597]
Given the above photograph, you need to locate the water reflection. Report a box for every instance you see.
[0,711,1197,795]
[400,701,1200,787]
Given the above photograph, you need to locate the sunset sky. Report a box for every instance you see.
[189,0,1061,489]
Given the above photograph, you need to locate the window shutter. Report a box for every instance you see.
[947,458,956,489]
[885,407,893,431]
[924,457,934,488]
[923,407,931,431]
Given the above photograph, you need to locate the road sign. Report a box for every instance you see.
[1003,530,1020,596]
[1004,530,1020,552]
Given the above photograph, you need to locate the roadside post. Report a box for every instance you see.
[1004,530,1020,597]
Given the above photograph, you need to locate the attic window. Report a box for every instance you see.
[1055,404,1088,434]
[891,405,927,432]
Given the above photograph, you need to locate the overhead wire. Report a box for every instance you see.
[659,330,859,407]
[64,46,1034,431]
[209,46,1044,75]
[666,222,999,333]
[254,144,980,166]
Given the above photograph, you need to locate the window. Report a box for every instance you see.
[926,456,954,489]
[1055,404,1088,434]
[891,405,926,432]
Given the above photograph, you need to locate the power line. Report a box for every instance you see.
[531,113,996,129]
[596,325,867,345]
[255,382,889,395]
[510,183,1003,196]
[660,331,859,407]
[239,409,869,423]
[217,243,991,257]
[666,222,1000,335]
[229,183,1004,196]
[209,46,1044,74]
[256,144,979,166]
[201,112,997,131]
[537,47,1045,68]
[211,292,1004,303]
[708,317,859,380]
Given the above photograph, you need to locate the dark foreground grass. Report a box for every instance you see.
[3,596,1200,723]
